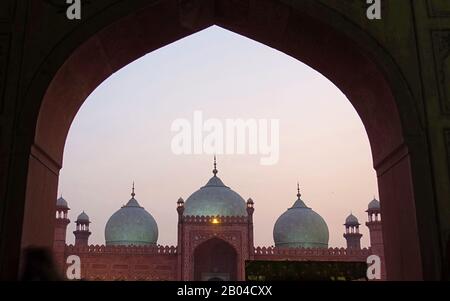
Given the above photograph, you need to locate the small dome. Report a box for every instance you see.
[105,187,158,246]
[345,213,359,226]
[183,159,246,217]
[77,211,90,223]
[368,198,380,210]
[56,197,68,208]
[273,186,329,249]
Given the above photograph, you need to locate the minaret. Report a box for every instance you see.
[54,196,70,272]
[246,198,254,220]
[73,211,91,247]
[343,213,362,249]
[366,197,385,279]
[177,197,185,219]
[176,196,185,280]
[246,198,255,260]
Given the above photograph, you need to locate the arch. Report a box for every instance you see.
[193,238,238,281]
[1,0,441,280]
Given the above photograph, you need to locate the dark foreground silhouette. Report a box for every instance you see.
[20,247,62,281]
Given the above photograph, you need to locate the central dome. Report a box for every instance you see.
[273,185,329,249]
[105,186,158,246]
[183,159,247,217]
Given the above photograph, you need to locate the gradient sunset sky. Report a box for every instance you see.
[58,26,378,248]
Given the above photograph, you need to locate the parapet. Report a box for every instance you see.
[182,215,249,224]
[65,244,177,255]
[253,246,371,260]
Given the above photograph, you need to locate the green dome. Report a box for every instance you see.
[183,163,247,217]
[273,189,329,249]
[105,192,158,246]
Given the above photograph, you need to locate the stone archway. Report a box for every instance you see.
[194,238,238,281]
[0,0,443,280]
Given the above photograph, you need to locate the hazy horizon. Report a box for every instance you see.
[58,26,378,248]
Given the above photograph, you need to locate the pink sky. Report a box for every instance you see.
[58,26,378,248]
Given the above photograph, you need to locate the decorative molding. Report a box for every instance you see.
[254,246,371,259]
[431,30,450,115]
[190,230,241,253]
[183,215,248,224]
[65,244,178,255]
[427,0,450,18]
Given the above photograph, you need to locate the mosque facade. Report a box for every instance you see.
[53,160,384,281]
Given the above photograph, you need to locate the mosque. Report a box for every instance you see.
[53,159,385,281]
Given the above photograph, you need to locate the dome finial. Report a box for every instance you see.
[213,155,218,177]
[297,182,301,199]
[131,182,135,198]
